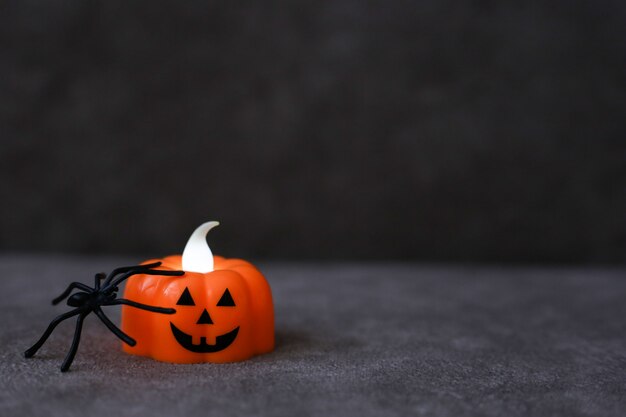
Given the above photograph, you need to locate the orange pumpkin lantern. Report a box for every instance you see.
[121,222,274,363]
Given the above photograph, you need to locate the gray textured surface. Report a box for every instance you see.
[1,1,625,263]
[1,254,625,416]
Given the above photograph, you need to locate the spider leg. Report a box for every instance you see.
[109,268,184,288]
[102,262,162,286]
[104,298,176,314]
[93,307,136,346]
[94,272,106,290]
[52,282,93,305]
[60,312,87,372]
[24,308,84,358]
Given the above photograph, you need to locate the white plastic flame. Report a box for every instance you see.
[181,221,220,273]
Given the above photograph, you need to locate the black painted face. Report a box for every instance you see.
[170,287,239,353]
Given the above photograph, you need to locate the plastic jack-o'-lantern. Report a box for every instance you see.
[121,222,274,363]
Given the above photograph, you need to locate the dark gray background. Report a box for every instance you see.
[1,1,625,263]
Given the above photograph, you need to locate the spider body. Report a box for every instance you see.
[67,290,112,307]
[67,292,95,307]
[25,262,184,372]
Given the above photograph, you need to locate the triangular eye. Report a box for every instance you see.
[176,287,195,306]
[216,288,235,307]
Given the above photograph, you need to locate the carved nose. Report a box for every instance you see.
[196,309,213,325]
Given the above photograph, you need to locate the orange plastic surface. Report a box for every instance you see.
[121,255,274,363]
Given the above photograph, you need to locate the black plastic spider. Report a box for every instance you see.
[24,262,184,372]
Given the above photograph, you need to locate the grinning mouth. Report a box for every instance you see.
[170,323,239,353]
